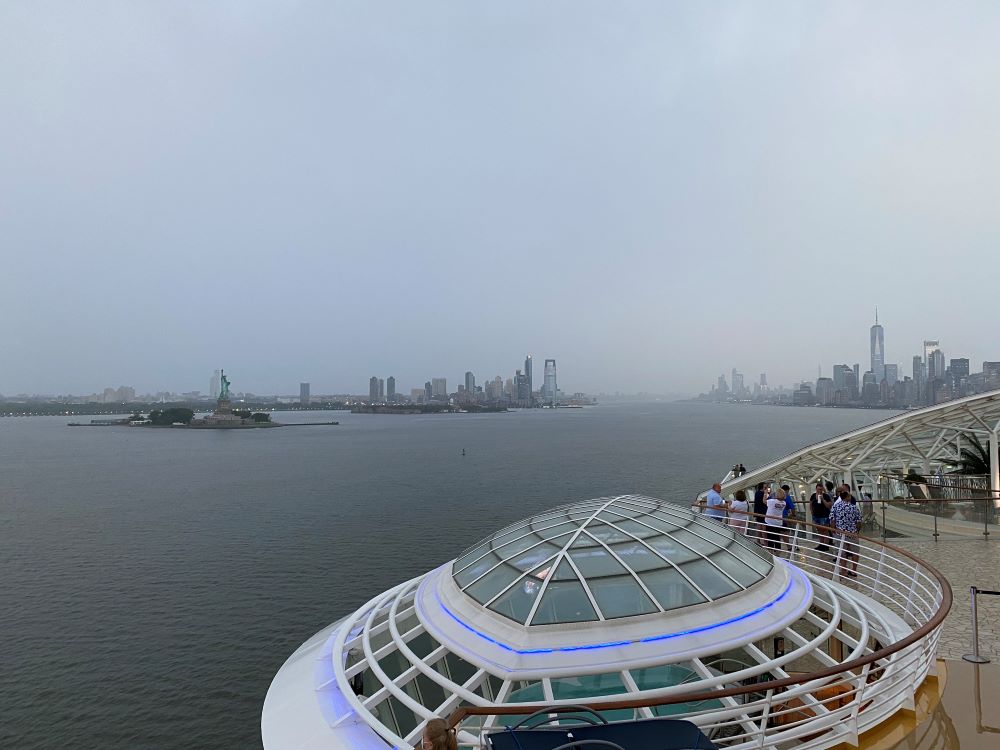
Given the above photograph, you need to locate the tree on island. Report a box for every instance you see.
[148,407,195,426]
[233,409,271,423]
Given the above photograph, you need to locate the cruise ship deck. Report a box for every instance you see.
[262,391,1000,749]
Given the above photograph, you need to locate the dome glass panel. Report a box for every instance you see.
[453,496,773,625]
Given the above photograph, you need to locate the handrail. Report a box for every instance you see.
[446,508,952,731]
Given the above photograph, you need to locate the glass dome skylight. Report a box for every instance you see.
[452,495,773,625]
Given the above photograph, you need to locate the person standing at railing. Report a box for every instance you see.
[729,489,750,534]
[809,483,834,552]
[830,490,862,578]
[764,488,786,552]
[704,482,727,521]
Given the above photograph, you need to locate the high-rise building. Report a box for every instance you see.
[833,365,851,391]
[410,388,424,402]
[378,378,385,401]
[386,376,396,403]
[760,373,768,388]
[731,370,744,398]
[717,374,729,393]
[210,370,221,399]
[929,350,946,383]
[853,364,860,384]
[515,370,530,401]
[431,378,447,398]
[300,382,310,405]
[543,359,557,402]
[524,355,533,403]
[815,377,835,405]
[464,371,475,394]
[424,381,433,402]
[870,310,885,382]
[923,340,941,377]
[949,359,969,379]
[884,364,899,385]
[369,376,379,403]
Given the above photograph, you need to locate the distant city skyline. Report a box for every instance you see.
[704,312,1000,409]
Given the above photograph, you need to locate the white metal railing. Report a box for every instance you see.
[451,509,951,750]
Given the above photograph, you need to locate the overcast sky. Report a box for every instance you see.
[3,2,1000,396]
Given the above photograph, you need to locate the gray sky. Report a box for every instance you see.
[3,2,1000,396]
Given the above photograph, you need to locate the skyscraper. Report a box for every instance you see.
[833,364,851,391]
[431,378,447,398]
[378,378,385,401]
[386,376,396,403]
[464,371,475,394]
[870,310,885,382]
[369,376,379,403]
[884,364,899,385]
[923,341,940,374]
[524,355,533,403]
[543,359,557,403]
[299,382,310,405]
[210,370,221,399]
[929,350,946,383]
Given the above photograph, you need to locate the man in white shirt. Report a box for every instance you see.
[705,483,727,521]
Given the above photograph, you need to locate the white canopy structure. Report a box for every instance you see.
[719,390,1000,501]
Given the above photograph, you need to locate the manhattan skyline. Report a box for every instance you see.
[4,4,1000,395]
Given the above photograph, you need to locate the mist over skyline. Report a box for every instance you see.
[4,2,1000,396]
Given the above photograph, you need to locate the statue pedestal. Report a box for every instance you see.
[215,398,232,415]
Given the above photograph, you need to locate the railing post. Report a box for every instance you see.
[881,500,887,540]
[963,586,991,663]
[933,500,939,539]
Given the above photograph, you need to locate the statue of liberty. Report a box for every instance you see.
[219,370,231,401]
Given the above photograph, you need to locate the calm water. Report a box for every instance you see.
[0,402,894,749]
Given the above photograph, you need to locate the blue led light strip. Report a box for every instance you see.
[437,575,799,655]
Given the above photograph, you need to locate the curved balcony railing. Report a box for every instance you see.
[446,510,952,750]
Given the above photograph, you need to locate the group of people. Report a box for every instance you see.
[730,463,748,477]
[704,478,865,578]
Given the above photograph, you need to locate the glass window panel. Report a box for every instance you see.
[532,521,578,538]
[455,542,490,572]
[552,558,577,580]
[488,577,544,623]
[569,547,629,578]
[709,550,763,588]
[531,580,598,625]
[688,519,734,546]
[550,672,626,701]
[414,672,446,712]
[609,517,661,539]
[584,523,631,545]
[630,664,697,691]
[634,514,684,535]
[444,653,478,687]
[369,626,393,652]
[666,528,717,555]
[492,522,531,546]
[454,552,501,588]
[508,543,560,571]
[639,568,706,610]
[681,558,741,599]
[587,574,658,619]
[378,649,410,681]
[387,695,419,738]
[610,541,669,572]
[406,631,441,660]
[645,535,700,564]
[362,667,384,699]
[493,532,548,559]
[372,699,398,735]
[507,680,544,703]
[464,564,523,604]
[728,543,774,576]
